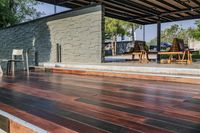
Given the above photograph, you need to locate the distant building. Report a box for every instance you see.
[188,39,200,50]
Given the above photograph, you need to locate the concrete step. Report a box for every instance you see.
[32,66,200,85]
[56,64,200,76]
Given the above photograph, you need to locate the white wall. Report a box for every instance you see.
[188,39,200,50]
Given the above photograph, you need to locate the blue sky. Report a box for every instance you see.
[136,19,197,41]
[34,3,68,16]
[35,2,198,42]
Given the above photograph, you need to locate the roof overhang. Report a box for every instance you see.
[37,0,200,25]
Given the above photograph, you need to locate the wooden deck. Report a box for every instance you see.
[0,72,200,133]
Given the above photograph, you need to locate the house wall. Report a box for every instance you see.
[0,5,103,70]
[188,39,200,50]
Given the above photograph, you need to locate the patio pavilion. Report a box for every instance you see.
[0,1,200,133]
[37,0,200,62]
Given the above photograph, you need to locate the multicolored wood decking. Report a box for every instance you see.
[0,72,200,133]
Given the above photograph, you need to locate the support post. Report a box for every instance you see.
[54,0,57,14]
[59,45,62,63]
[132,25,135,43]
[157,20,161,63]
[25,50,29,76]
[143,25,145,41]
[56,43,60,63]
[101,4,105,63]
[35,51,38,66]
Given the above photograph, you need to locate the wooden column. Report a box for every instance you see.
[56,43,60,63]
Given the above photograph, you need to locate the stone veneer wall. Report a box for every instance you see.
[0,5,103,70]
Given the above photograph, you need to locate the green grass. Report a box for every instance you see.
[192,51,200,59]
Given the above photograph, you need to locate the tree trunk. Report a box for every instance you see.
[132,25,135,43]
[9,0,14,12]
[111,37,114,56]
[111,36,117,56]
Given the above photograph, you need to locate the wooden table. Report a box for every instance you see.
[132,51,149,63]
[158,51,192,64]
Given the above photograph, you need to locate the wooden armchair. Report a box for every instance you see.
[158,38,192,64]
[132,41,149,63]
[177,39,192,64]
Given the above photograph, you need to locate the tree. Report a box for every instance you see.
[148,24,194,47]
[0,0,17,27]
[130,23,141,42]
[10,0,43,22]
[147,37,157,46]
[161,24,180,43]
[0,0,43,28]
[160,24,194,44]
[105,17,141,55]
[190,20,200,41]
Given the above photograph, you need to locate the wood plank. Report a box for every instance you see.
[10,120,36,133]
[0,72,200,133]
[22,72,200,93]
[158,52,184,54]
[0,115,9,133]
[0,88,172,133]
[0,103,77,133]
[20,75,198,99]
[3,82,200,124]
[0,88,136,133]
[50,68,200,85]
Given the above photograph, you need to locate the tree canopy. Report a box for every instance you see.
[104,17,141,55]
[148,22,199,46]
[0,0,42,28]
[0,0,17,27]
[190,20,200,41]
[161,24,193,43]
[105,17,141,41]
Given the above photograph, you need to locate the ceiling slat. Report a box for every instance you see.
[36,0,200,24]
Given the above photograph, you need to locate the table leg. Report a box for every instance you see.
[187,51,192,64]
[0,65,2,76]
[178,54,181,60]
[11,61,15,76]
[182,51,186,62]
[26,51,29,75]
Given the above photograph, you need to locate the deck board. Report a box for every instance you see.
[0,72,200,133]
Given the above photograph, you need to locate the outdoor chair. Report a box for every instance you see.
[177,39,192,64]
[158,38,192,64]
[1,49,28,75]
[132,40,149,63]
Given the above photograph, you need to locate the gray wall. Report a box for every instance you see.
[0,5,103,70]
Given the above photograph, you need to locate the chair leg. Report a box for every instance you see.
[187,51,192,64]
[6,61,9,75]
[22,55,25,70]
[25,51,29,75]
[7,61,11,75]
[143,52,149,63]
[182,51,186,62]
[139,54,142,63]
[190,53,192,63]
[132,54,135,60]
